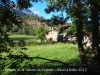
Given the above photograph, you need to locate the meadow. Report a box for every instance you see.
[9,34,35,42]
[2,34,81,75]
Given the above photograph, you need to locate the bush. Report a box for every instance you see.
[1,26,7,33]
[34,26,47,40]
[14,24,34,35]
[11,25,19,33]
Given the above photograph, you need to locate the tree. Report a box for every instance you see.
[0,0,43,49]
[34,26,47,40]
[88,0,100,68]
[0,0,22,52]
[45,0,100,69]
[0,0,43,75]
[74,0,87,68]
[45,0,88,67]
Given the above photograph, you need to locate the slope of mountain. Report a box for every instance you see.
[13,7,52,27]
[19,15,50,27]
[14,8,43,18]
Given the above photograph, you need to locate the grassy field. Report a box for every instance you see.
[9,34,81,66]
[9,34,35,42]
[2,34,81,75]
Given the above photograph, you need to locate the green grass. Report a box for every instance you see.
[25,43,79,60]
[1,34,81,75]
[9,34,35,42]
[8,34,81,67]
[23,43,80,66]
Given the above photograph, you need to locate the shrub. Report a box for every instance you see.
[34,26,47,40]
[11,25,19,33]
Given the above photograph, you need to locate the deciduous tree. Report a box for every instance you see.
[88,0,100,68]
[45,0,100,69]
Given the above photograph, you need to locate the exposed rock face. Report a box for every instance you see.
[24,20,48,27]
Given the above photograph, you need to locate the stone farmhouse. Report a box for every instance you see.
[46,27,58,42]
[46,27,67,42]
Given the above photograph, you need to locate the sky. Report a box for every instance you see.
[29,1,60,19]
[12,0,71,23]
[29,1,71,23]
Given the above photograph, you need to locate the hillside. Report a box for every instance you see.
[7,8,71,36]
[14,8,43,18]
[20,16,51,27]
[14,8,70,27]
[14,8,51,27]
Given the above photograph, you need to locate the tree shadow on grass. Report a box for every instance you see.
[9,37,33,41]
[3,55,91,75]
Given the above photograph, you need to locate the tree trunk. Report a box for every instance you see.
[91,7,99,68]
[76,20,87,67]
[74,0,87,67]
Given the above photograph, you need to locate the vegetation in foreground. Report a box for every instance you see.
[1,35,81,75]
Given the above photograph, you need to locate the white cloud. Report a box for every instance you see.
[33,11,39,14]
[34,11,43,16]
[29,7,35,11]
[29,7,43,16]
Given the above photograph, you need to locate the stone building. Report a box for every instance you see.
[46,27,58,42]
[46,27,67,42]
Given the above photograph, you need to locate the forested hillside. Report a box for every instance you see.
[20,16,50,26]
[7,15,70,36]
[4,15,52,35]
